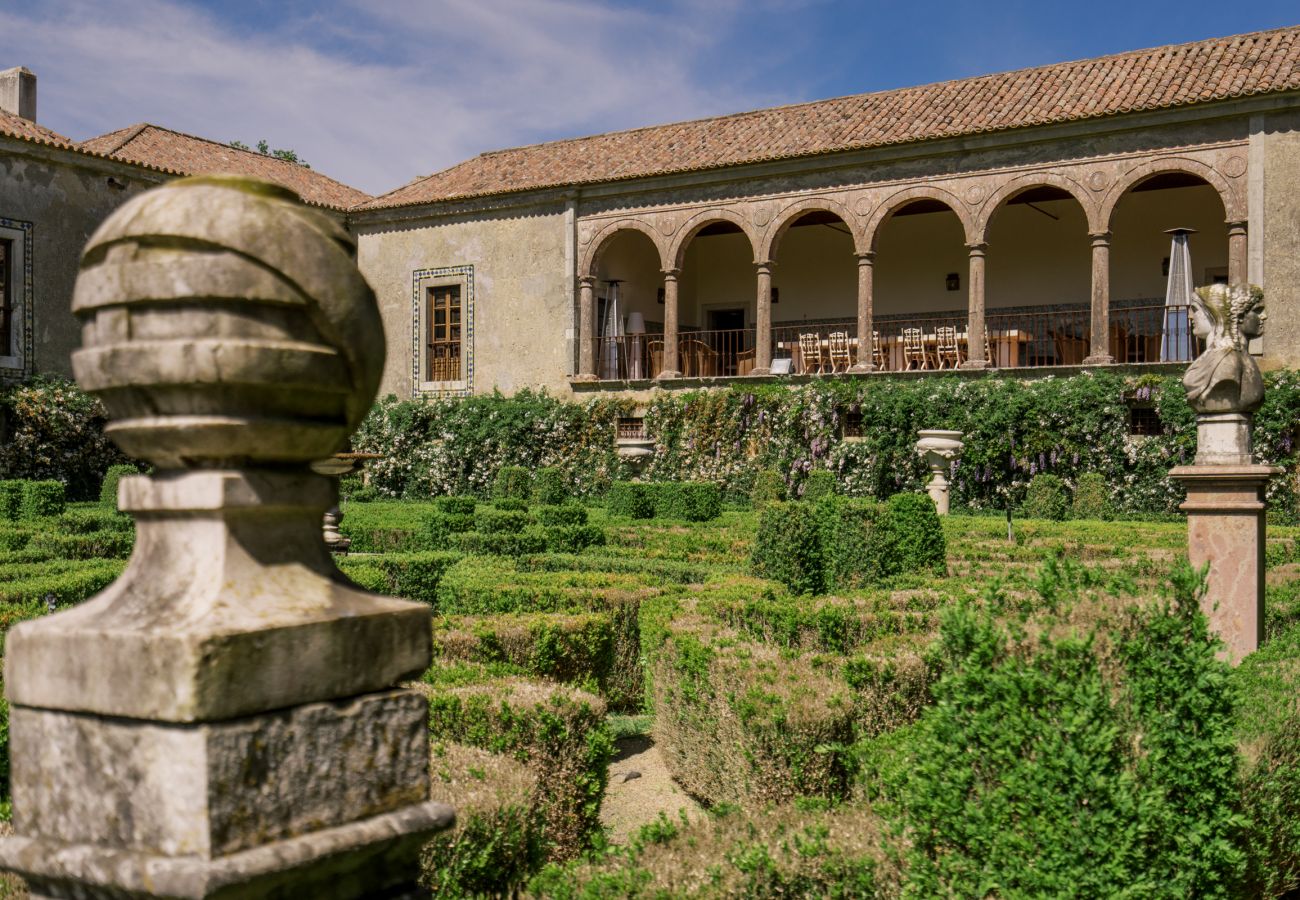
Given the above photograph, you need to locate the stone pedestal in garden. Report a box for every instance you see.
[0,176,453,898]
[1169,283,1274,663]
[915,429,964,515]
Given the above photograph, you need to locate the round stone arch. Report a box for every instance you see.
[864,184,977,251]
[1100,157,1243,230]
[759,196,865,261]
[667,207,758,271]
[976,171,1101,240]
[579,219,666,277]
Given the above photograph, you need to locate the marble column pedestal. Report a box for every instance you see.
[1169,463,1281,663]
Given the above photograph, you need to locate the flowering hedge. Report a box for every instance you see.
[356,372,1300,519]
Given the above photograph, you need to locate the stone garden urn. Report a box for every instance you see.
[616,435,656,480]
[310,451,382,553]
[915,429,965,515]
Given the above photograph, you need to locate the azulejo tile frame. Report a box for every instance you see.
[0,217,34,383]
[411,264,474,398]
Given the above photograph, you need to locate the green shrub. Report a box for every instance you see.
[652,482,722,522]
[803,470,837,502]
[337,551,463,606]
[0,560,123,607]
[26,529,133,561]
[19,480,65,520]
[494,498,529,512]
[0,481,23,521]
[1022,472,1070,521]
[607,482,654,519]
[0,525,32,551]
[493,465,532,501]
[422,741,544,897]
[751,501,825,595]
[532,467,569,506]
[868,492,946,578]
[55,509,132,535]
[750,469,786,509]
[336,560,389,593]
[453,528,548,557]
[541,524,606,554]
[422,678,612,861]
[433,496,477,516]
[1072,472,1115,520]
[427,511,475,545]
[99,464,141,508]
[822,497,883,590]
[535,503,588,527]
[475,507,531,535]
[890,562,1244,897]
[433,612,615,693]
[516,553,711,585]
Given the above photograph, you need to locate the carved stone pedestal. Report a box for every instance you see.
[1169,464,1281,663]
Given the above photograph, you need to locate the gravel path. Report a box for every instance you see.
[601,735,704,845]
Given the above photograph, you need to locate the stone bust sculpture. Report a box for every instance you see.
[1182,283,1265,415]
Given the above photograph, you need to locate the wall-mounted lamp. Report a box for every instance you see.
[945,272,961,291]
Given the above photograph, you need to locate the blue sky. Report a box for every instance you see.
[1,1,1296,196]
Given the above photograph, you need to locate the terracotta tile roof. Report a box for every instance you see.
[0,109,76,149]
[359,25,1300,211]
[80,124,370,209]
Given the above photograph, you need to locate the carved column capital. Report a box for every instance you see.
[1226,219,1248,237]
[965,241,988,257]
[1088,230,1112,246]
[855,250,876,266]
[661,267,681,282]
[754,259,774,275]
[578,274,597,288]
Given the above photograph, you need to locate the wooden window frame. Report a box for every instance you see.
[423,283,463,385]
[414,267,472,393]
[0,236,11,360]
[0,218,31,379]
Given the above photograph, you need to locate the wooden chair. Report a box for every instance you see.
[827,332,852,373]
[681,338,720,377]
[902,327,929,370]
[647,340,665,378]
[935,326,962,369]
[735,347,756,376]
[871,331,886,371]
[798,333,826,375]
[1051,330,1089,366]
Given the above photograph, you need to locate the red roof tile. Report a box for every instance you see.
[80,124,370,209]
[0,109,76,149]
[360,26,1300,211]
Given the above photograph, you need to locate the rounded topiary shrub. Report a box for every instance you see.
[751,469,786,509]
[1071,472,1114,521]
[802,470,837,502]
[607,482,653,520]
[493,466,532,501]
[751,501,825,595]
[1022,473,1070,521]
[532,467,568,506]
[869,492,946,578]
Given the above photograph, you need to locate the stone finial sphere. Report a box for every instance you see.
[71,176,385,468]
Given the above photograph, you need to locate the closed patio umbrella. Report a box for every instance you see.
[600,280,623,379]
[1160,227,1196,362]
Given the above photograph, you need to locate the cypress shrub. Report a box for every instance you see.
[493,465,532,501]
[869,492,946,578]
[1022,473,1070,521]
[803,470,837,502]
[19,480,66,520]
[751,501,826,595]
[98,464,141,509]
[0,481,21,521]
[1072,472,1115,520]
[607,482,653,519]
[532,467,568,506]
[652,482,721,522]
[750,469,785,508]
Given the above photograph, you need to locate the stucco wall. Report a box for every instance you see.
[356,205,570,398]
[0,142,156,381]
[1255,111,1300,368]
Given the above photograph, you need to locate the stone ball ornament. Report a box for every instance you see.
[71,175,385,468]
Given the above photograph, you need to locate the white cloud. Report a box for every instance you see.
[0,0,780,196]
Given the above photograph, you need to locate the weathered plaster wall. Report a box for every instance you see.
[1254,110,1300,368]
[0,142,156,381]
[356,205,570,398]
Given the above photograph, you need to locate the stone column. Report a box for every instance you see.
[960,242,989,368]
[0,176,453,898]
[1227,220,1248,286]
[752,260,773,375]
[849,251,876,372]
[576,274,597,380]
[659,268,682,379]
[1083,230,1115,365]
